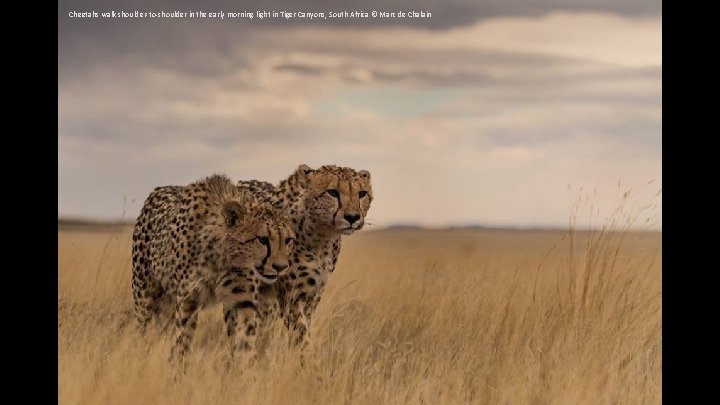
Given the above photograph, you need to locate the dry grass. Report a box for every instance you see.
[58,220,661,404]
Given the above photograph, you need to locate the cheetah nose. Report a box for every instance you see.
[272,263,289,272]
[344,214,361,225]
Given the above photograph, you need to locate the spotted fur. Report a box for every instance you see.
[131,174,295,369]
[238,164,373,350]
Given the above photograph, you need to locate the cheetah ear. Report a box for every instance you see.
[296,164,315,186]
[358,170,371,180]
[223,200,245,227]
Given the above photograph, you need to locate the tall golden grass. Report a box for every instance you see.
[58,207,661,404]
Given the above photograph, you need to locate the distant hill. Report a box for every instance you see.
[58,218,133,232]
[446,224,568,232]
[446,224,491,231]
[382,224,426,231]
[381,223,569,232]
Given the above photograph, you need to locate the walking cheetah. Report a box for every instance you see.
[238,164,373,350]
[131,174,295,368]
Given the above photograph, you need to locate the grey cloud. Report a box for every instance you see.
[60,40,661,149]
[58,1,660,77]
[274,63,327,76]
[60,108,325,147]
[59,1,660,81]
[263,46,614,84]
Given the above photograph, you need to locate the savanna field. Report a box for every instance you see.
[58,221,661,404]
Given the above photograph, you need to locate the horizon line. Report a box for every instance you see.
[57,217,662,233]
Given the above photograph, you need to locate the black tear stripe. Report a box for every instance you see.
[332,192,342,225]
[355,185,364,218]
[261,238,271,269]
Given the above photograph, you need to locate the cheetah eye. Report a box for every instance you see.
[359,191,368,198]
[326,189,340,198]
[258,236,270,245]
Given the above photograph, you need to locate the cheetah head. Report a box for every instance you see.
[222,198,295,283]
[296,164,373,236]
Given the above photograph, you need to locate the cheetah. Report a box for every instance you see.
[238,164,373,350]
[131,174,295,368]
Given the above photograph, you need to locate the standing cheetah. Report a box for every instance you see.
[238,164,373,351]
[131,174,295,368]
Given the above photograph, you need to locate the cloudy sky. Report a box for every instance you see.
[58,0,662,229]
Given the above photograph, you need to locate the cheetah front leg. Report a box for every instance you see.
[286,292,321,349]
[170,291,200,372]
[218,268,260,368]
[286,292,323,371]
[287,298,310,349]
[284,293,324,375]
